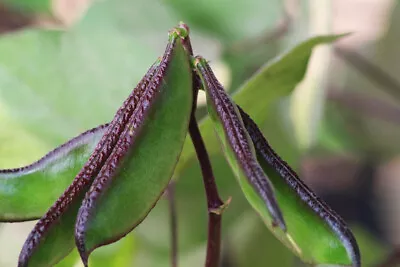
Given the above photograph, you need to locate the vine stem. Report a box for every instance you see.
[179,24,226,266]
[189,115,225,267]
[188,66,225,266]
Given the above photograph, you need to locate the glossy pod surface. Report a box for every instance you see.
[15,27,192,267]
[0,125,107,221]
[194,56,286,231]
[194,55,360,267]
[75,29,193,265]
[238,107,360,267]
[17,60,161,267]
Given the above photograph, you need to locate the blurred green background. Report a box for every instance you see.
[0,0,399,266]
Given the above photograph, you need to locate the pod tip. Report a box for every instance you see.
[169,22,189,40]
[178,21,190,35]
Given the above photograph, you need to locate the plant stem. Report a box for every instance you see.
[189,116,224,267]
[167,181,178,267]
[180,23,225,266]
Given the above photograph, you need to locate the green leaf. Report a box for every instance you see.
[0,125,106,221]
[239,108,360,266]
[0,104,49,169]
[235,34,347,123]
[0,0,180,222]
[0,0,171,145]
[288,1,335,151]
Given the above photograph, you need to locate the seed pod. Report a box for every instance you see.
[17,59,160,267]
[0,124,107,222]
[17,23,193,266]
[193,56,286,231]
[73,27,193,266]
[238,106,361,267]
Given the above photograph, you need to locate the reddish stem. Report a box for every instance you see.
[189,116,224,267]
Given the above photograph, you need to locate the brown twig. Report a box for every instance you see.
[189,115,225,267]
[180,22,225,267]
[189,71,225,267]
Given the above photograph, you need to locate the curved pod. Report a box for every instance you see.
[17,27,192,267]
[0,125,107,221]
[238,107,360,267]
[74,30,193,265]
[194,56,286,231]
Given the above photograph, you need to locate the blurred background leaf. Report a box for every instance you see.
[2,0,51,14]
[1,0,400,266]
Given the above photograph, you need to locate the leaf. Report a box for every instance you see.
[0,124,107,221]
[288,2,336,151]
[74,29,193,265]
[0,0,172,145]
[194,56,286,230]
[238,107,360,266]
[0,104,49,169]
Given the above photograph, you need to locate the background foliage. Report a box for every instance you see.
[0,0,399,266]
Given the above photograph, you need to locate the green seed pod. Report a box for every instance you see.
[74,27,193,266]
[238,106,360,267]
[17,59,160,267]
[194,55,360,267]
[193,56,286,231]
[0,124,107,222]
[16,24,193,267]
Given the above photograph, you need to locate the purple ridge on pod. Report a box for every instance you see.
[194,56,286,232]
[237,106,361,267]
[17,60,160,267]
